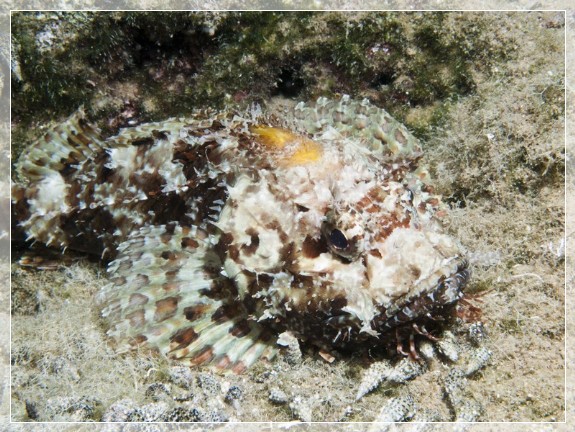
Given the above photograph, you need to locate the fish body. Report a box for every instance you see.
[13,96,469,371]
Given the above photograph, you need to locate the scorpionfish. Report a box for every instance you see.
[13,95,470,373]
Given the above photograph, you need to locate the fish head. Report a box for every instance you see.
[215,121,469,346]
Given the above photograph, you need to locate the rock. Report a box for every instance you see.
[101,398,138,422]
[289,395,312,422]
[168,366,195,389]
[145,382,171,401]
[225,385,243,403]
[160,406,203,422]
[126,401,169,422]
[268,387,288,405]
[196,373,221,395]
[43,396,99,421]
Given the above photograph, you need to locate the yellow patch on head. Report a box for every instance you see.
[251,126,322,166]
[251,126,296,148]
[287,139,322,165]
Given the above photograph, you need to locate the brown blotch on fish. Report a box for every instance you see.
[160,251,178,261]
[152,130,168,140]
[181,237,199,249]
[232,361,247,374]
[191,346,215,365]
[302,235,327,258]
[214,233,233,258]
[131,137,155,147]
[246,273,274,297]
[169,326,199,351]
[215,355,232,369]
[110,276,127,285]
[128,334,148,347]
[128,292,149,307]
[164,269,180,281]
[126,309,146,328]
[330,295,348,310]
[154,296,181,322]
[394,129,407,145]
[376,215,411,240]
[211,303,242,324]
[118,260,132,273]
[291,274,314,289]
[228,244,240,262]
[131,274,150,289]
[183,303,212,322]
[162,282,181,293]
[230,319,252,338]
[369,249,382,258]
[164,222,177,235]
[241,228,260,256]
[409,265,422,279]
[59,162,78,178]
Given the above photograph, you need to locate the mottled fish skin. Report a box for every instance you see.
[13,95,469,371]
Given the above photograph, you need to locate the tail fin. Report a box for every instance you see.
[97,224,277,373]
[16,108,105,182]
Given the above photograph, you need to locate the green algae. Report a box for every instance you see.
[11,11,512,133]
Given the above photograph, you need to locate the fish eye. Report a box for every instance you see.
[328,228,349,250]
[321,221,359,261]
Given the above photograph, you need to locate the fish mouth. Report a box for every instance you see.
[320,259,471,349]
[372,259,471,333]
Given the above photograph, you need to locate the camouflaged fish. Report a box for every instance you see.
[13,95,470,373]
